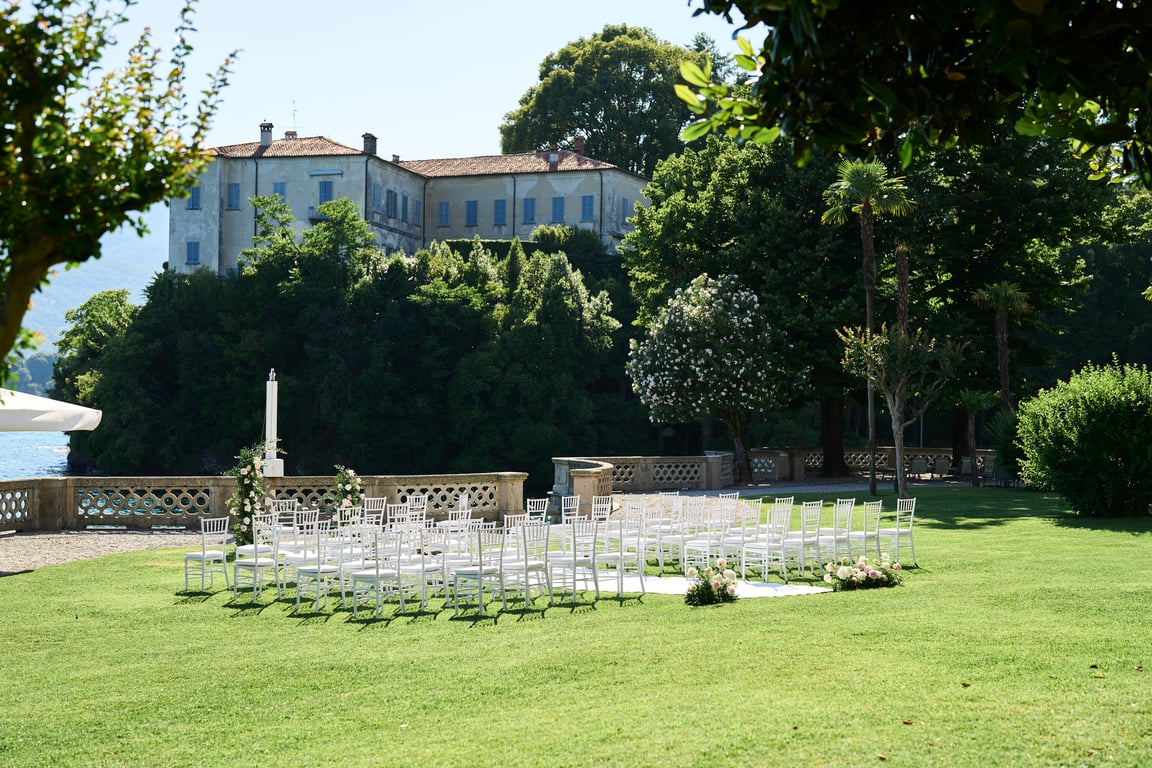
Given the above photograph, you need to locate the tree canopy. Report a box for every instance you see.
[500,24,708,176]
[627,273,806,478]
[685,0,1152,185]
[0,0,233,384]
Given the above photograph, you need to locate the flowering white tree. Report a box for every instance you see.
[627,274,806,479]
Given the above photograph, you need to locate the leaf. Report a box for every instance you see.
[674,83,704,112]
[902,719,914,725]
[679,60,710,87]
[681,119,714,143]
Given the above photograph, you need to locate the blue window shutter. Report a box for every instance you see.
[226,183,241,210]
[187,186,201,210]
[465,200,478,227]
[272,182,286,201]
[493,199,507,226]
[414,200,422,224]
[185,241,200,265]
[401,194,409,222]
[438,201,450,227]
[581,194,594,222]
[551,196,564,223]
[373,184,381,212]
[523,197,535,224]
[621,197,630,223]
[319,180,334,204]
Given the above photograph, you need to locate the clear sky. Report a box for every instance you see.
[121,0,751,158]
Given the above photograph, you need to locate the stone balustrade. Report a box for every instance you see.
[0,472,528,533]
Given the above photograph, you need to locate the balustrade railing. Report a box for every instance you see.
[0,472,527,532]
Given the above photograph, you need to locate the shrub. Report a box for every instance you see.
[985,409,1022,479]
[1016,360,1152,517]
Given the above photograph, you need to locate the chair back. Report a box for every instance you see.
[199,516,231,552]
[526,497,549,520]
[861,500,883,533]
[560,494,580,522]
[591,495,613,521]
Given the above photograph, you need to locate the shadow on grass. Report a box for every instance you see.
[1046,513,1152,534]
[173,590,217,604]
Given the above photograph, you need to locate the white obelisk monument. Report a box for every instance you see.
[263,369,285,477]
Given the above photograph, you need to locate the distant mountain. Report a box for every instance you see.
[23,205,169,350]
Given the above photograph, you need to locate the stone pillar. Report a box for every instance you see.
[495,472,528,517]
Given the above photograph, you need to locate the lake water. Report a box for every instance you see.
[0,431,70,479]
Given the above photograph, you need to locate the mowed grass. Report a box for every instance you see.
[1,487,1149,767]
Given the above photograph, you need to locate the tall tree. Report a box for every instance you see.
[622,136,859,475]
[973,282,1030,413]
[51,289,137,404]
[0,0,234,383]
[500,24,707,176]
[822,160,913,495]
[627,274,807,480]
[684,1,1152,186]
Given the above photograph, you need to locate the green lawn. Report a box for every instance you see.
[1,487,1149,767]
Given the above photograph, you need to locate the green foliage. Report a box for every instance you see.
[628,273,807,478]
[0,0,233,383]
[623,137,857,406]
[1017,360,1152,517]
[687,1,1152,187]
[985,409,1023,478]
[67,205,638,490]
[51,289,137,404]
[500,24,708,176]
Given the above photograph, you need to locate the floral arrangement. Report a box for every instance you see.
[823,553,904,591]
[684,558,739,606]
[330,465,364,512]
[226,444,271,546]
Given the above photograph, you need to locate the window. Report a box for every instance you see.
[272,182,286,202]
[465,200,478,227]
[386,189,398,218]
[373,183,382,213]
[620,197,631,224]
[226,183,241,210]
[551,196,565,223]
[185,241,200,266]
[437,201,450,227]
[187,186,201,210]
[413,200,422,225]
[581,194,595,222]
[493,198,507,226]
[319,180,334,204]
[523,197,536,224]
[401,193,409,222]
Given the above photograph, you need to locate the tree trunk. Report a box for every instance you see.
[996,308,1013,412]
[860,204,878,496]
[951,406,968,466]
[889,394,909,499]
[820,396,850,476]
[966,409,980,486]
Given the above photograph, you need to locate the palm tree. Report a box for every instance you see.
[823,160,913,495]
[973,282,1029,412]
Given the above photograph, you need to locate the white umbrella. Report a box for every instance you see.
[0,388,102,432]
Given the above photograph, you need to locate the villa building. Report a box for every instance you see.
[168,122,649,275]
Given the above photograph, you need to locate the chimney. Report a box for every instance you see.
[259,121,273,147]
[572,135,586,156]
[362,132,378,156]
[284,130,297,140]
[548,151,559,172]
[392,154,401,163]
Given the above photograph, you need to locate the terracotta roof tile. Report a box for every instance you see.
[397,150,622,177]
[210,136,364,158]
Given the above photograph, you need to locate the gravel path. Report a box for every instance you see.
[0,530,201,576]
